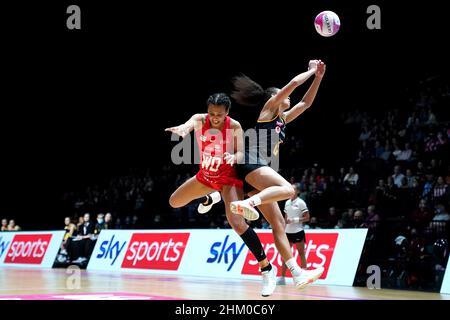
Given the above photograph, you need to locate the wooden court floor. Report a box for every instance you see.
[0,267,449,300]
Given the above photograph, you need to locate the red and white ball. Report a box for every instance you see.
[314,11,340,37]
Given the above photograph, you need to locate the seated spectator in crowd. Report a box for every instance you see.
[395,143,413,162]
[365,205,381,229]
[7,220,21,231]
[410,199,433,225]
[77,216,84,228]
[427,159,441,177]
[431,204,450,222]
[304,217,321,229]
[359,126,371,141]
[432,176,448,206]
[353,210,367,228]
[392,165,406,188]
[429,204,450,236]
[379,143,393,162]
[344,167,359,186]
[1,218,8,231]
[426,108,438,126]
[416,161,426,183]
[374,140,385,159]
[94,213,106,235]
[405,169,418,188]
[334,219,344,229]
[104,212,114,229]
[60,217,77,259]
[422,174,435,201]
[341,209,355,228]
[72,213,96,264]
[326,207,339,229]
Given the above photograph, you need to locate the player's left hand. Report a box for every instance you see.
[316,61,326,78]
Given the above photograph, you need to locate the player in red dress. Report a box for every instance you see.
[165,93,278,296]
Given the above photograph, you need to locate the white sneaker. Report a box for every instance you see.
[230,201,260,221]
[276,277,286,285]
[261,265,277,297]
[293,266,324,289]
[198,191,221,214]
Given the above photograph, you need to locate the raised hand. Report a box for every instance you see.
[308,59,320,71]
[315,61,326,78]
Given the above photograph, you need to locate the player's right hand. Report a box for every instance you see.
[165,125,189,138]
[308,59,319,71]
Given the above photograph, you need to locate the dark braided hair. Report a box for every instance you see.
[206,93,231,112]
[231,74,278,107]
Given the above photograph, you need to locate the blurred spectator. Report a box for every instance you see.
[59,217,77,262]
[432,176,448,206]
[260,218,270,229]
[334,219,344,229]
[94,213,106,235]
[431,204,450,222]
[77,216,84,228]
[72,213,96,264]
[422,174,435,201]
[410,199,433,230]
[405,169,418,188]
[392,165,406,188]
[379,142,393,162]
[1,218,8,231]
[394,142,413,162]
[341,209,355,228]
[374,140,385,158]
[344,167,359,186]
[365,205,381,229]
[359,126,371,142]
[326,207,339,229]
[104,212,114,229]
[63,217,76,244]
[353,210,367,228]
[304,217,321,229]
[426,108,438,126]
[429,204,450,237]
[7,220,21,231]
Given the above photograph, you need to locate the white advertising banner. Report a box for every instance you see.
[88,228,367,286]
[0,231,66,268]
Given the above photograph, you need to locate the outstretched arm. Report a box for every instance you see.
[264,60,319,112]
[164,113,205,137]
[283,61,326,124]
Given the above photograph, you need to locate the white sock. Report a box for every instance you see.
[285,258,302,277]
[247,195,261,207]
[210,191,221,203]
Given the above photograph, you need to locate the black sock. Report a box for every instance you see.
[240,227,267,262]
[202,195,212,205]
[187,196,210,206]
[260,264,272,273]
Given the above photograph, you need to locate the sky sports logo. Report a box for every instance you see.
[206,235,245,272]
[121,233,190,270]
[4,234,52,264]
[96,233,190,270]
[0,236,11,259]
[242,232,339,278]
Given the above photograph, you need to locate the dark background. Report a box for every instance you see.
[1,0,449,229]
